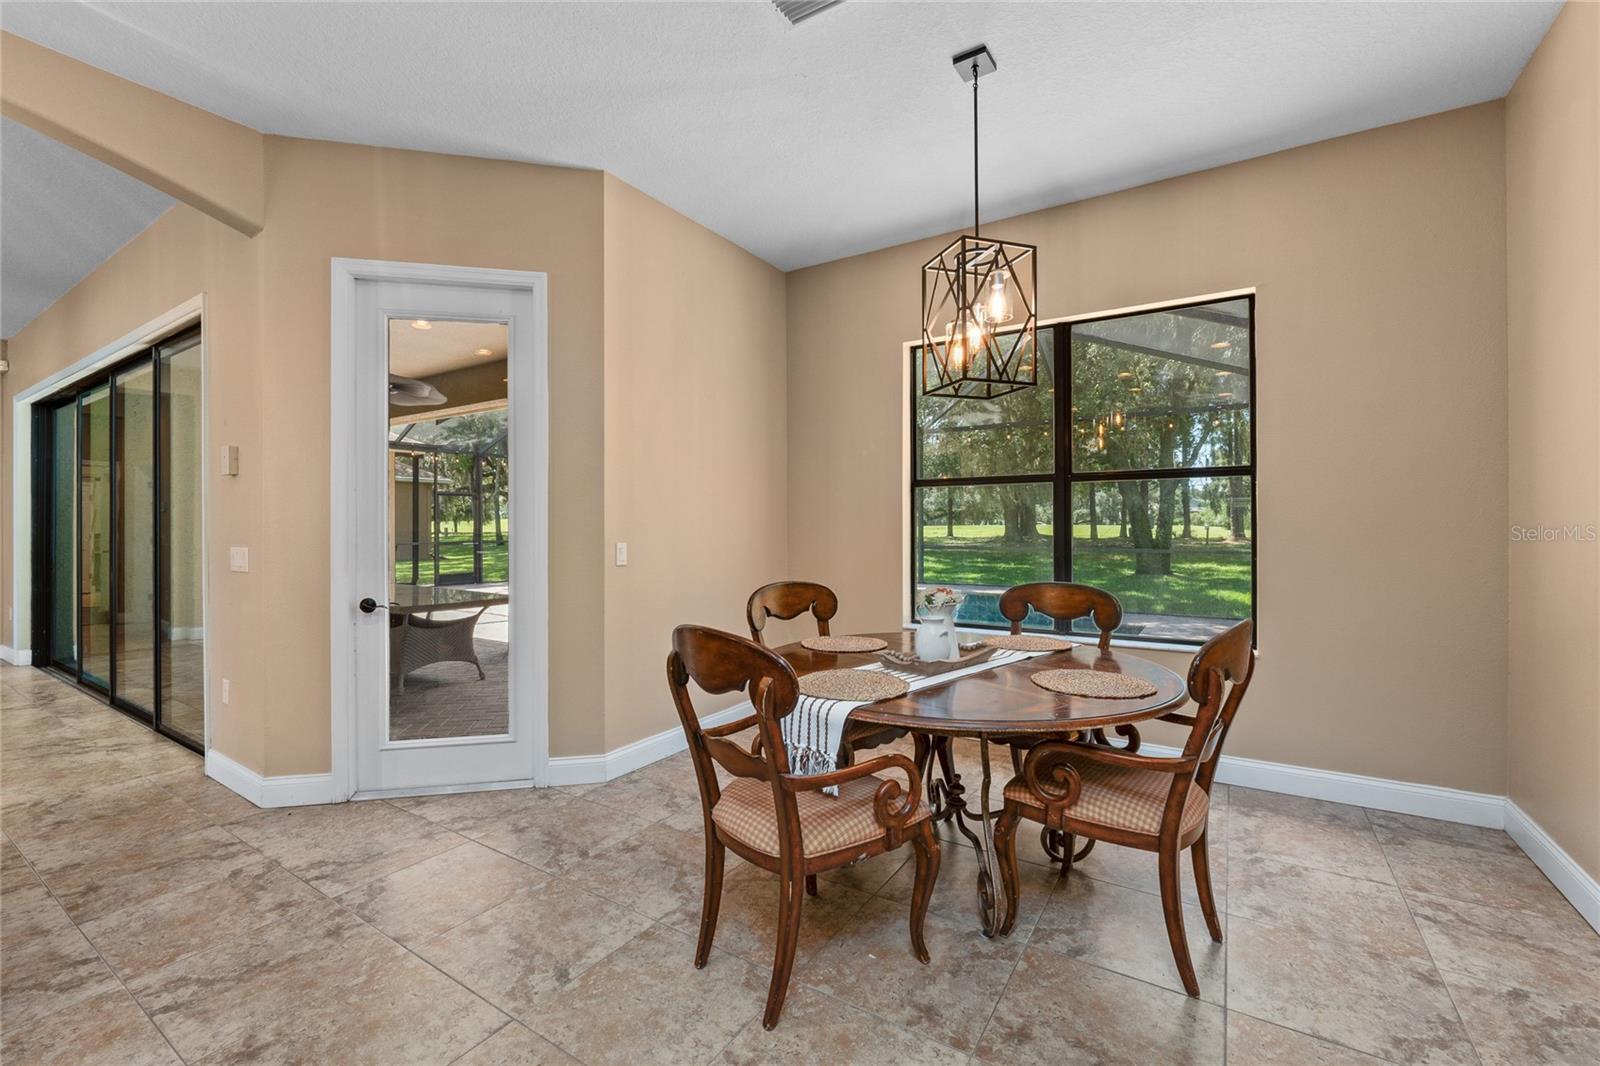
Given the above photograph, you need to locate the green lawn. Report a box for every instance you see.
[918,524,1250,618]
[396,531,508,584]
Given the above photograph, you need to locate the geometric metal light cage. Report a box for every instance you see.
[921,233,1038,399]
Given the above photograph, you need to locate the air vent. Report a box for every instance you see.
[772,0,846,25]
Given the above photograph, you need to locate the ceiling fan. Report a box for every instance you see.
[388,374,447,407]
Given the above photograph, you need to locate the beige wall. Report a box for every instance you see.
[1505,0,1600,879]
[787,103,1511,792]
[600,176,789,748]
[2,139,610,774]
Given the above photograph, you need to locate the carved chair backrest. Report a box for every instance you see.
[998,582,1123,650]
[1158,619,1255,832]
[667,625,802,855]
[746,581,839,647]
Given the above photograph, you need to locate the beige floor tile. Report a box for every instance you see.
[1366,810,1522,854]
[0,833,40,893]
[0,883,122,1031]
[583,759,705,828]
[1073,833,1227,909]
[226,798,463,896]
[877,834,1059,936]
[1226,851,1428,959]
[1030,870,1226,1004]
[518,924,766,1065]
[37,825,263,923]
[454,1022,581,1065]
[563,820,733,920]
[414,876,653,1022]
[143,766,263,824]
[387,785,572,834]
[0,986,182,1066]
[797,895,1026,1054]
[4,775,218,873]
[1226,914,1476,1065]
[468,796,661,875]
[80,858,338,981]
[1438,962,1600,1066]
[1404,888,1600,987]
[815,844,909,894]
[129,904,506,1063]
[339,840,547,944]
[1377,829,1577,921]
[660,861,873,974]
[1225,1012,1390,1065]
[976,946,1225,1065]
[716,984,969,1065]
[1227,789,1393,884]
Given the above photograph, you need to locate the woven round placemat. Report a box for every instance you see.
[1030,669,1157,699]
[981,634,1078,652]
[801,635,889,653]
[798,669,909,703]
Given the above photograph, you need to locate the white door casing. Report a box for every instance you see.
[329,260,549,800]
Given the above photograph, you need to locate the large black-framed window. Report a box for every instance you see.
[30,325,206,752]
[910,295,1255,646]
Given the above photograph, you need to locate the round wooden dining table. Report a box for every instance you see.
[772,630,1189,937]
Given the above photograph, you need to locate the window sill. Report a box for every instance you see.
[901,621,1228,657]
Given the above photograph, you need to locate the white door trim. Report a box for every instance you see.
[328,259,550,802]
[7,296,210,749]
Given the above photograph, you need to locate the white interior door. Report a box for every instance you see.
[339,267,548,797]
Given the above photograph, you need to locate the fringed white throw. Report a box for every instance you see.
[781,648,1052,795]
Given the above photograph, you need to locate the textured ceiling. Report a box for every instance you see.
[0,0,1561,333]
[1,117,173,338]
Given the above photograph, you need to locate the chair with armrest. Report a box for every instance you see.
[992,618,1254,996]
[667,624,941,1030]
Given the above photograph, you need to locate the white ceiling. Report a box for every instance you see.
[388,319,508,379]
[1,117,173,338]
[0,1,1561,336]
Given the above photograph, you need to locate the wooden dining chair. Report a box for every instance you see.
[746,580,905,775]
[745,580,839,646]
[667,624,941,1029]
[992,619,1254,997]
[998,581,1123,650]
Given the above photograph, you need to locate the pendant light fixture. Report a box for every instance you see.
[921,44,1038,400]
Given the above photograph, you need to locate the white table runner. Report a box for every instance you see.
[781,648,1051,794]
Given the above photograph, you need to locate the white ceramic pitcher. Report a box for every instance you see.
[914,605,961,661]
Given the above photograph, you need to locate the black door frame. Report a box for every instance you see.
[28,325,203,754]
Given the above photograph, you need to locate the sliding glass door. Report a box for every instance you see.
[32,327,205,750]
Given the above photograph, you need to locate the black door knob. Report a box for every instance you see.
[358,597,382,614]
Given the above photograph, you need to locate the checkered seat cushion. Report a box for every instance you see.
[712,774,929,858]
[1004,761,1209,838]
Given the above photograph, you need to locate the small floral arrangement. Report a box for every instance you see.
[916,586,964,612]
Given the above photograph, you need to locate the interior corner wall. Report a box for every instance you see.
[600,175,789,751]
[785,102,1512,794]
[1505,0,1600,880]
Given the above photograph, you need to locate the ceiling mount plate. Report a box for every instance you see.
[952,44,997,82]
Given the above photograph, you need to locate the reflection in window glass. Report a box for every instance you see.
[917,331,1055,479]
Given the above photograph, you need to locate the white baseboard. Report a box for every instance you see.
[205,749,337,809]
[1141,744,1508,829]
[546,703,752,787]
[1504,801,1600,934]
[0,645,33,666]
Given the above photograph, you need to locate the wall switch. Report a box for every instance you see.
[221,679,231,704]
[219,445,239,477]
[229,547,249,572]
[614,542,628,567]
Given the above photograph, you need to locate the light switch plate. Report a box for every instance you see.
[614,542,628,567]
[229,547,249,572]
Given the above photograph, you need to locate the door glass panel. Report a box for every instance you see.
[79,384,113,689]
[49,404,79,670]
[160,335,206,745]
[115,361,157,712]
[386,320,509,741]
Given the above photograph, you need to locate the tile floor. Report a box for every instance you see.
[2,662,1596,1065]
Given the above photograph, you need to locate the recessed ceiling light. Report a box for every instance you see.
[1116,371,1134,380]
[476,348,493,356]
[1210,341,1231,350]
[1216,391,1234,399]
[1215,370,1231,377]
[411,320,432,330]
